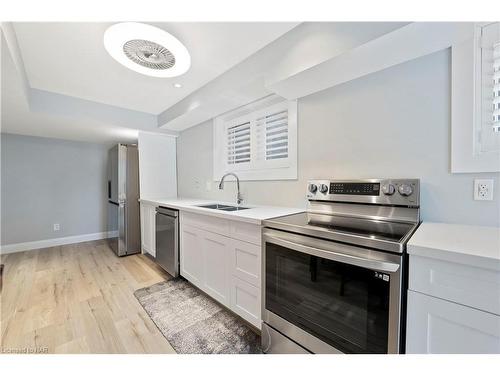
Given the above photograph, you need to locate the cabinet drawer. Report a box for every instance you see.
[230,221,261,246]
[181,212,230,237]
[409,255,500,315]
[406,290,500,354]
[230,276,261,329]
[229,239,261,287]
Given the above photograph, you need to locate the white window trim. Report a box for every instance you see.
[451,23,500,173]
[213,95,298,181]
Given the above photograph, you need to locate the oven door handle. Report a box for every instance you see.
[264,233,400,273]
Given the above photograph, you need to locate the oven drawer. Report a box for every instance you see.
[409,255,500,315]
[262,323,310,354]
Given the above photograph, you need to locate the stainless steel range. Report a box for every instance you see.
[261,179,420,354]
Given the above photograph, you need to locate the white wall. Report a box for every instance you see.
[1,133,110,245]
[177,49,500,227]
[138,132,177,199]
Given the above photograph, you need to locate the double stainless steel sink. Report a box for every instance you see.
[197,203,250,211]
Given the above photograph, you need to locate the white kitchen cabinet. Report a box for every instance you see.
[138,132,177,199]
[229,220,262,246]
[409,255,500,316]
[201,230,230,306]
[140,202,156,257]
[179,211,262,328]
[180,224,204,285]
[406,224,500,354]
[229,239,261,287]
[230,276,261,327]
[406,253,500,353]
[182,211,230,236]
[407,290,500,354]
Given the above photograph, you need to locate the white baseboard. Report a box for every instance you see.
[0,231,119,255]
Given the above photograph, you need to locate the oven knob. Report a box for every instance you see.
[308,184,318,193]
[381,183,395,195]
[398,184,413,196]
[319,184,329,194]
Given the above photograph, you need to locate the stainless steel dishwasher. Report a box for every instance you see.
[155,206,179,277]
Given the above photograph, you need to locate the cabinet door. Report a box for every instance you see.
[148,205,156,257]
[230,276,261,328]
[140,204,156,257]
[140,204,148,253]
[180,224,203,286]
[201,231,230,306]
[229,239,260,287]
[406,290,500,354]
[140,203,152,254]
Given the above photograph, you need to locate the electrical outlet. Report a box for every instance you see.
[206,181,212,191]
[474,179,494,201]
[53,223,60,231]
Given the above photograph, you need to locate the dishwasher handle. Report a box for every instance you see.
[156,206,179,217]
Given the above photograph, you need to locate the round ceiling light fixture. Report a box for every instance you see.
[104,22,191,78]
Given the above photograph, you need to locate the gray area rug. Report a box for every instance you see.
[134,278,261,354]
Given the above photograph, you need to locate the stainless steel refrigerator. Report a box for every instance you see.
[107,144,140,256]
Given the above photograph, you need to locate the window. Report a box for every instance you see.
[214,95,297,181]
[451,22,500,172]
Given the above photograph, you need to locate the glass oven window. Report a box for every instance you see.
[266,242,391,353]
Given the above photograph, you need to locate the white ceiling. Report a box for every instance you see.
[157,22,409,131]
[1,37,139,144]
[2,22,408,144]
[12,22,298,115]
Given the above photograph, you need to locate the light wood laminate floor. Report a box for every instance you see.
[0,240,176,353]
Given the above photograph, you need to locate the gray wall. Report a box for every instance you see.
[1,133,109,245]
[177,49,500,227]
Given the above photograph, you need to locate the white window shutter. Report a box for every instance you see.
[227,121,251,165]
[493,40,500,132]
[256,108,289,161]
[477,22,500,152]
[450,22,500,172]
[213,95,297,181]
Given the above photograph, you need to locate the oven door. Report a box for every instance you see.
[262,228,404,354]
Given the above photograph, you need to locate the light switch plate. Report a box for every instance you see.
[474,179,494,200]
[53,223,60,231]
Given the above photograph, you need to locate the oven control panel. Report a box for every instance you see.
[307,179,420,207]
[330,182,380,196]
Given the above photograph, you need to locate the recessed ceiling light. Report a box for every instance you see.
[173,83,182,88]
[104,22,191,78]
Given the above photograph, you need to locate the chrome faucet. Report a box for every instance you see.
[218,172,243,205]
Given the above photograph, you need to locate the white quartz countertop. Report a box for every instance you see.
[139,197,305,225]
[408,222,500,270]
